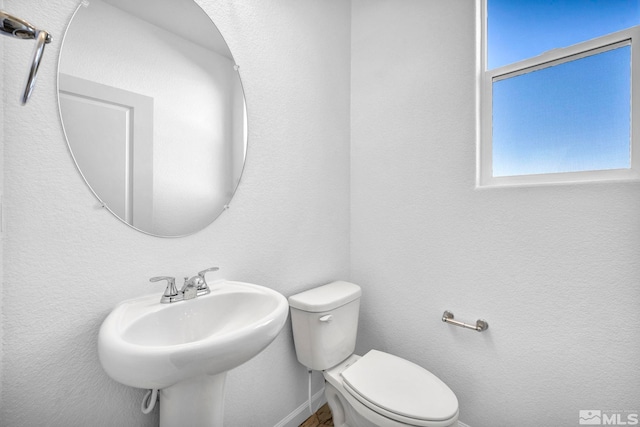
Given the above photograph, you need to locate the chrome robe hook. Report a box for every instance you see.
[0,11,52,104]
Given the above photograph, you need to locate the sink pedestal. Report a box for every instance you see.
[159,373,227,427]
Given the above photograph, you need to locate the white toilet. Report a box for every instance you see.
[288,281,459,427]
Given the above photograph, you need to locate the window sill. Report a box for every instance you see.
[476,168,640,188]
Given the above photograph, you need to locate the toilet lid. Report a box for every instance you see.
[341,350,458,423]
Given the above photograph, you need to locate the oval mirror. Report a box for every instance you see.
[58,0,247,237]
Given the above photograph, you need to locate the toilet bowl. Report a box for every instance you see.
[288,281,459,427]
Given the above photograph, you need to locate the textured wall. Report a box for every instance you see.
[0,0,4,405]
[351,1,640,427]
[1,1,350,426]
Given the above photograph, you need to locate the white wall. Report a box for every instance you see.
[351,1,640,427]
[0,0,350,425]
[0,0,4,404]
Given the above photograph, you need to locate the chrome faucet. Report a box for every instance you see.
[150,267,219,303]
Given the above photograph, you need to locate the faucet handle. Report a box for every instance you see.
[198,267,219,278]
[150,276,178,297]
[197,267,219,289]
[198,267,220,293]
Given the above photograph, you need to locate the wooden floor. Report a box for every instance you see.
[299,403,334,427]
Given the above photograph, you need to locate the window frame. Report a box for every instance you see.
[478,0,640,187]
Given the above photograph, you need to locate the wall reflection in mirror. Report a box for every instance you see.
[58,0,247,237]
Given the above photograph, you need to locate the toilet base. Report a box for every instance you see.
[325,381,377,427]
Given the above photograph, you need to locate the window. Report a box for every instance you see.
[479,0,640,186]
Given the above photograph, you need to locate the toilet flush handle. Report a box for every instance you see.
[319,315,333,322]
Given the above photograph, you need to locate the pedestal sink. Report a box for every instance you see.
[98,280,289,427]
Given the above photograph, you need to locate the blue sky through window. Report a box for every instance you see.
[488,0,639,178]
[488,0,640,70]
[492,45,631,176]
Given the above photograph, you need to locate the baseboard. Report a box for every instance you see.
[273,388,326,427]
[273,389,470,427]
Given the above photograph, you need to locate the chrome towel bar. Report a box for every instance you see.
[0,10,52,104]
[442,310,488,332]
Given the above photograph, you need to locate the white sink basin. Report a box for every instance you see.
[98,280,288,426]
[99,280,288,390]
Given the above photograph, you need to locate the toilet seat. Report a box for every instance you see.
[341,350,458,426]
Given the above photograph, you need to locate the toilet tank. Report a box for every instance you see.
[288,281,362,371]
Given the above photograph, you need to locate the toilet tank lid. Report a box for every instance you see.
[288,281,361,312]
